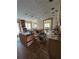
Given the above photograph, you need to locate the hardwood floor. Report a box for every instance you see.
[48,39,61,59]
[17,37,49,59]
[17,37,61,59]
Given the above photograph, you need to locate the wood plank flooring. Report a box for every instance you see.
[17,37,49,59]
[17,37,61,59]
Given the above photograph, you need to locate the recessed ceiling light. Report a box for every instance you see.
[55,10,58,12]
[53,15,55,16]
[49,0,53,2]
[51,8,54,10]
[25,13,28,15]
[31,16,33,17]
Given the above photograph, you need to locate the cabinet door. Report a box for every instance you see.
[48,39,61,59]
[20,34,27,44]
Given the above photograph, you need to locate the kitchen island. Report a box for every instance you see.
[19,31,34,47]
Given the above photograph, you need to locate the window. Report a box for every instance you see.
[17,23,19,35]
[44,23,50,28]
[44,19,51,29]
[44,22,51,29]
[25,22,31,30]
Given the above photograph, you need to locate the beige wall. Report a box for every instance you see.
[52,16,57,29]
[36,20,43,29]
[52,4,61,29]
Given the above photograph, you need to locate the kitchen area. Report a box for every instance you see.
[17,17,61,59]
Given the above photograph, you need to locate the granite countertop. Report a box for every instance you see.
[46,31,59,40]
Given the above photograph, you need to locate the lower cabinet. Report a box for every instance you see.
[19,33,34,47]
